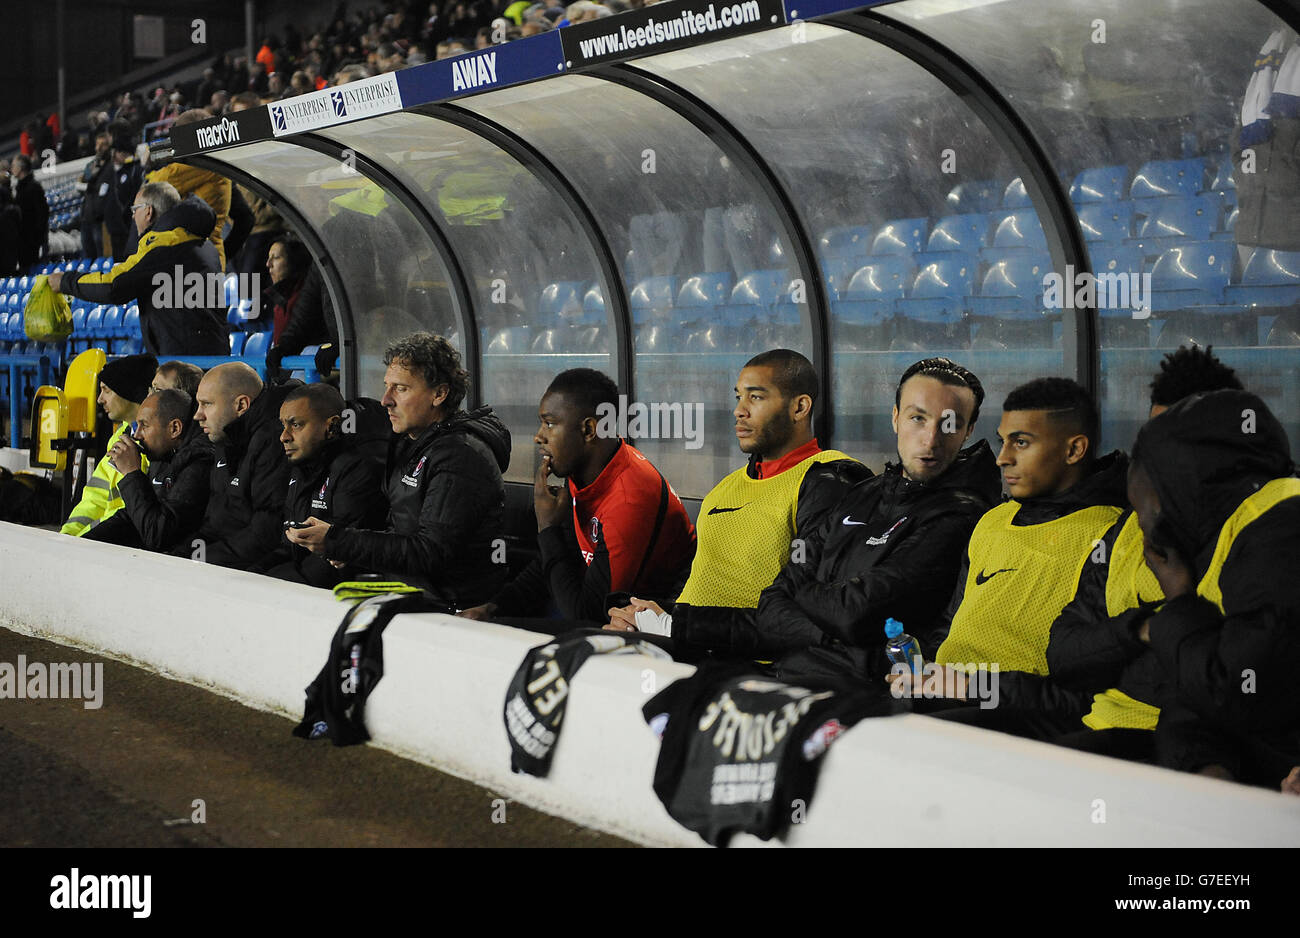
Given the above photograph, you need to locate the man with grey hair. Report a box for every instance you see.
[51,181,228,355]
[288,332,511,607]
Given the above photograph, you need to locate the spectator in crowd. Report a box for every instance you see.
[265,262,337,378]
[0,184,21,276]
[10,154,48,270]
[102,126,145,261]
[732,359,999,679]
[82,388,214,552]
[892,378,1130,737]
[334,63,372,84]
[61,354,157,537]
[260,384,388,587]
[184,363,294,568]
[196,68,220,110]
[225,184,254,272]
[230,177,286,276]
[263,236,313,345]
[229,91,262,113]
[50,182,228,356]
[208,90,232,116]
[147,110,233,269]
[1046,346,1245,762]
[80,130,113,260]
[461,368,696,625]
[1128,390,1300,790]
[606,349,870,639]
[286,332,511,608]
[152,360,205,400]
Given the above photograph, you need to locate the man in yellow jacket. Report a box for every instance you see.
[146,110,232,270]
[61,354,157,536]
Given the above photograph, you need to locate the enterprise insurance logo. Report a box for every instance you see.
[270,73,402,136]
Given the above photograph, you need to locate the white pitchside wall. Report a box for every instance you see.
[2,521,1298,847]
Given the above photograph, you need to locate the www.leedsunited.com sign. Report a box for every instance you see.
[561,0,785,68]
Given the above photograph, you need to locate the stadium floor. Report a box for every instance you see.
[0,627,631,848]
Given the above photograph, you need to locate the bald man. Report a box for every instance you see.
[179,362,294,568]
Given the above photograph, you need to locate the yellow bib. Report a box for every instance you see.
[938,500,1123,673]
[675,450,857,609]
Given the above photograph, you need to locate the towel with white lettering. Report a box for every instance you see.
[505,628,673,777]
[643,662,887,846]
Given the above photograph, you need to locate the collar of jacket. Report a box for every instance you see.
[293,435,347,480]
[1011,449,1130,525]
[398,405,511,473]
[879,438,1002,506]
[155,418,210,465]
[218,383,283,460]
[150,194,216,241]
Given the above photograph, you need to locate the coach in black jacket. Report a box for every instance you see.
[52,184,227,356]
[82,388,213,551]
[289,333,511,608]
[261,384,388,588]
[182,363,294,568]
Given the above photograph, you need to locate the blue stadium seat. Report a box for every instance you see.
[243,331,272,360]
[583,283,605,315]
[676,272,732,312]
[1150,242,1232,311]
[820,257,863,300]
[818,226,874,259]
[1130,158,1207,200]
[538,281,585,318]
[122,306,140,339]
[1085,245,1147,319]
[870,218,928,256]
[896,253,978,324]
[83,306,105,347]
[69,307,88,351]
[1070,165,1129,204]
[1076,202,1135,243]
[1129,195,1219,257]
[1224,249,1300,310]
[230,331,246,355]
[990,211,1048,251]
[927,214,991,254]
[944,180,1003,215]
[833,257,914,328]
[629,276,676,317]
[1002,178,1031,208]
[970,252,1052,320]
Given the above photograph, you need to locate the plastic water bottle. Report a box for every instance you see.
[884,618,922,673]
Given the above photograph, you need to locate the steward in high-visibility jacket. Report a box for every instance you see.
[61,353,157,536]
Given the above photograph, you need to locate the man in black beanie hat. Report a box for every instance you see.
[61,353,158,536]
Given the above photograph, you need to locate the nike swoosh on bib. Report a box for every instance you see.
[707,505,747,515]
[975,567,1016,585]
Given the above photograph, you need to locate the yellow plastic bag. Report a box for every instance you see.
[23,274,74,343]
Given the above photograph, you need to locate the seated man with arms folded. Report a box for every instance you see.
[83,388,213,551]
[894,378,1130,736]
[182,362,293,568]
[61,354,157,537]
[460,368,696,626]
[260,383,388,588]
[287,333,511,609]
[748,358,1000,679]
[606,349,870,644]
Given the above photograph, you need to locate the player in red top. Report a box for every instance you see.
[459,369,696,626]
